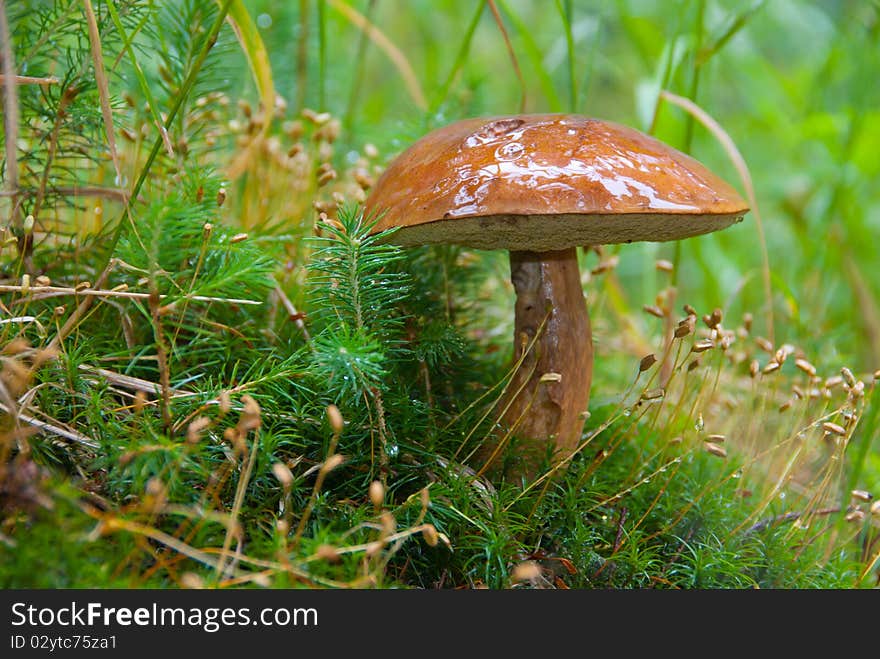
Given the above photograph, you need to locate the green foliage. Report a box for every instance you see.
[306,207,410,341]
[117,166,274,302]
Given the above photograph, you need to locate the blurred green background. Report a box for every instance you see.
[237,0,880,373]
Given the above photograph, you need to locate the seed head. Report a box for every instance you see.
[849,380,865,400]
[755,336,774,353]
[421,524,439,547]
[708,308,723,328]
[762,361,780,374]
[795,359,816,376]
[673,316,694,339]
[186,416,211,444]
[315,544,340,562]
[639,354,657,373]
[845,509,865,523]
[145,477,165,497]
[704,442,727,458]
[822,422,846,437]
[824,375,843,389]
[511,561,543,583]
[369,480,384,508]
[272,462,294,489]
[641,388,665,401]
[180,573,205,589]
[590,255,619,275]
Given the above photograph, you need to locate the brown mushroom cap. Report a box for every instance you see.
[364,114,748,251]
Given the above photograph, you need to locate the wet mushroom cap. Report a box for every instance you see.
[364,114,748,250]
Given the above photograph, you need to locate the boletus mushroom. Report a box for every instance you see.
[363,114,748,478]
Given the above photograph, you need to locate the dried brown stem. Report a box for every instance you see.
[148,288,173,434]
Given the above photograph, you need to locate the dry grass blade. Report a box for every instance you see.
[659,90,774,344]
[78,364,196,399]
[223,0,275,129]
[0,0,20,229]
[325,0,427,111]
[82,0,122,185]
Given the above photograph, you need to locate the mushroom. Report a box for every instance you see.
[363,114,748,477]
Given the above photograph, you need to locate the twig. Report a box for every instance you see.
[0,74,58,85]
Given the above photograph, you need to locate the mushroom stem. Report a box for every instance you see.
[486,247,593,475]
